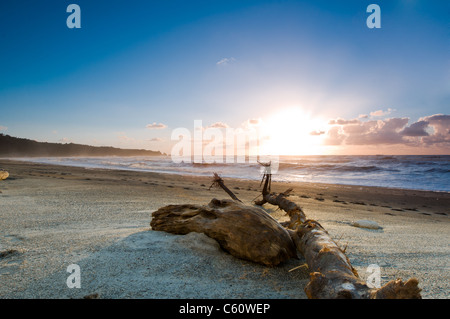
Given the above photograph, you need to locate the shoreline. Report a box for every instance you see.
[2,157,449,195]
[0,159,449,299]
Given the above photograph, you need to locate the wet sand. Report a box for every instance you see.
[0,159,448,299]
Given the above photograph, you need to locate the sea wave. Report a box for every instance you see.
[423,168,450,174]
[9,155,450,192]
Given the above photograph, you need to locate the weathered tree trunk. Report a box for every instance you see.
[291,220,421,299]
[254,172,421,299]
[150,198,297,267]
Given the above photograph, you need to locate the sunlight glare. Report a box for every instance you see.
[260,107,327,155]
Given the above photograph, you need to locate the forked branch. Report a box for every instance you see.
[209,173,242,202]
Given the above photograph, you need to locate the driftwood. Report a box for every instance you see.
[150,198,297,267]
[255,189,306,229]
[209,173,242,202]
[292,219,421,298]
[254,171,421,299]
[255,162,306,229]
[150,171,421,299]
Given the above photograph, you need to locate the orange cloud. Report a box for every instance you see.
[146,122,167,129]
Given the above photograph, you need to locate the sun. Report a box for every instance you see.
[259,107,327,156]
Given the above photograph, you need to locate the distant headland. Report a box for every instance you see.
[0,134,164,157]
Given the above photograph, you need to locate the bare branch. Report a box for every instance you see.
[210,173,242,202]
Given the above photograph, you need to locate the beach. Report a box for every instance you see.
[0,159,449,299]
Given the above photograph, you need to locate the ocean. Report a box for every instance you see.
[12,155,450,193]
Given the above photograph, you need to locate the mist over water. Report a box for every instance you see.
[14,155,450,192]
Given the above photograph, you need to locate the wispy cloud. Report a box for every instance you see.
[149,137,163,142]
[146,122,167,129]
[248,118,261,126]
[370,108,395,117]
[0,125,7,131]
[117,132,136,142]
[328,118,360,125]
[216,57,236,66]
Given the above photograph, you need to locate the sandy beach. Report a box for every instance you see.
[0,159,448,299]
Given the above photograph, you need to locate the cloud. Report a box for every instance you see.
[401,120,429,137]
[0,125,7,131]
[328,118,360,125]
[309,130,325,136]
[418,114,450,145]
[346,118,409,145]
[370,108,395,117]
[323,113,450,147]
[235,118,264,131]
[59,137,73,143]
[248,118,261,126]
[216,57,236,66]
[146,122,167,129]
[324,117,409,145]
[149,137,163,142]
[208,122,229,129]
[117,133,135,142]
[324,126,346,145]
[421,114,450,134]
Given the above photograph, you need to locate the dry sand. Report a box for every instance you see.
[0,159,448,299]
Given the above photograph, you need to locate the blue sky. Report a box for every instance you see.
[0,0,449,155]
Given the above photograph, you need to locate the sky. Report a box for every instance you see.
[0,0,449,156]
